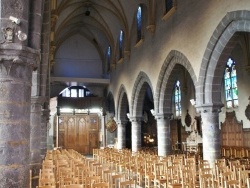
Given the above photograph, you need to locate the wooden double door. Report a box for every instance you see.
[57,113,99,154]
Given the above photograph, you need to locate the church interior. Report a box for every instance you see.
[1,0,250,187]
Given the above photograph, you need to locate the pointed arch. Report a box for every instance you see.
[197,10,250,106]
[116,84,129,122]
[130,71,154,117]
[106,92,115,115]
[155,50,197,115]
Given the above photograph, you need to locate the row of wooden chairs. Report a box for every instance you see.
[36,147,250,188]
[222,146,250,159]
[37,148,137,188]
[94,148,250,188]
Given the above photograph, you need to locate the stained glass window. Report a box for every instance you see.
[119,30,124,59]
[137,5,142,41]
[175,80,181,117]
[166,0,173,13]
[224,58,238,108]
[107,45,111,72]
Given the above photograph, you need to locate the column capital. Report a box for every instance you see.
[127,115,142,122]
[114,119,127,125]
[154,113,173,120]
[196,103,224,114]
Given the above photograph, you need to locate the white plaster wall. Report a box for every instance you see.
[54,34,103,78]
[108,1,250,127]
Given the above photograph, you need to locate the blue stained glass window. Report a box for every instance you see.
[166,0,173,13]
[137,5,142,41]
[107,45,111,72]
[119,30,123,59]
[175,80,181,117]
[224,58,238,108]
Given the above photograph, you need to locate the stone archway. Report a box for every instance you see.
[196,10,250,165]
[154,50,196,156]
[197,10,250,106]
[116,85,130,149]
[155,50,197,115]
[129,71,154,152]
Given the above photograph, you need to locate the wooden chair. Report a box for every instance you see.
[60,177,79,187]
[224,179,240,188]
[119,180,136,188]
[229,160,240,171]
[239,170,250,188]
[102,169,114,185]
[154,162,167,188]
[91,182,109,188]
[166,165,182,188]
[215,158,226,166]
[215,166,229,188]
[111,174,125,188]
[233,164,246,180]
[39,178,56,187]
[136,157,146,187]
[144,161,155,188]
[85,176,101,188]
[182,169,196,188]
[199,174,215,188]
[64,185,84,188]
[222,171,239,188]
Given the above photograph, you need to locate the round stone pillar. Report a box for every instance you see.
[41,109,50,158]
[155,113,172,157]
[30,97,43,187]
[198,105,222,167]
[0,44,38,188]
[128,116,142,153]
[116,120,127,149]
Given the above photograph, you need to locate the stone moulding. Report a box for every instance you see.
[0,43,40,70]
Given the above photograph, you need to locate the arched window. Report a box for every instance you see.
[107,45,111,72]
[224,58,238,108]
[136,5,142,42]
[166,0,173,13]
[60,86,91,98]
[119,30,124,59]
[174,80,181,117]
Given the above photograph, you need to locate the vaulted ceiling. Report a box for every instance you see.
[50,0,148,97]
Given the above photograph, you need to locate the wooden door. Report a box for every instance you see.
[57,113,99,154]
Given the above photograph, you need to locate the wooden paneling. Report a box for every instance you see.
[170,119,188,149]
[243,129,250,147]
[56,113,99,154]
[221,111,243,147]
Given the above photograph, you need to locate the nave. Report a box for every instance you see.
[36,148,250,188]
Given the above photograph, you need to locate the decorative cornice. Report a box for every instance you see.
[0,43,39,69]
[31,96,47,105]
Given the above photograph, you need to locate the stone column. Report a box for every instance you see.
[116,120,127,149]
[0,44,38,188]
[198,105,222,167]
[155,113,172,157]
[101,114,106,147]
[128,116,142,153]
[30,97,43,187]
[41,109,50,158]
